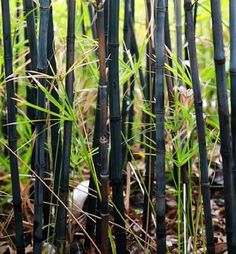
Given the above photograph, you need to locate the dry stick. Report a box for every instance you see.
[55,0,76,252]
[108,0,127,252]
[229,0,236,251]
[96,1,109,253]
[33,1,50,253]
[1,1,25,253]
[142,0,155,244]
[184,1,215,253]
[154,0,167,252]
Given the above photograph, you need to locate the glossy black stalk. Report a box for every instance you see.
[45,2,62,237]
[96,1,109,252]
[55,0,76,251]
[108,0,127,252]
[33,1,50,253]
[1,1,25,253]
[211,1,234,252]
[184,1,215,253]
[23,0,38,121]
[122,0,131,168]
[229,0,236,251]
[142,0,155,241]
[85,2,109,249]
[154,0,166,252]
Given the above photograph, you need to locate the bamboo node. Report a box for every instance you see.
[108,42,119,48]
[214,58,225,65]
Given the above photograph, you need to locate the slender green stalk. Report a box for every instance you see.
[1,1,25,253]
[34,1,50,253]
[184,1,215,253]
[108,0,126,252]
[55,0,76,251]
[96,1,109,252]
[88,4,97,39]
[229,0,236,251]
[154,0,166,252]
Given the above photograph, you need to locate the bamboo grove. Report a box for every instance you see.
[0,0,236,253]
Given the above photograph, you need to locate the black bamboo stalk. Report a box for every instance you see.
[127,1,135,163]
[23,0,38,121]
[122,0,131,168]
[33,1,50,253]
[45,2,62,238]
[85,103,101,250]
[174,0,182,85]
[15,0,20,91]
[229,0,236,251]
[1,1,25,253]
[96,1,109,252]
[55,0,76,251]
[85,1,109,249]
[108,0,127,252]
[184,1,215,253]
[142,0,155,240]
[211,1,234,252]
[154,0,166,252]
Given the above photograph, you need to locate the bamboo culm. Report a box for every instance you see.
[34,0,50,252]
[23,0,38,121]
[211,1,234,252]
[1,1,25,253]
[43,2,62,238]
[85,2,109,249]
[55,0,76,251]
[122,0,131,168]
[142,0,154,241]
[184,1,215,253]
[229,0,236,251]
[96,1,110,252]
[108,0,127,252]
[154,0,166,252]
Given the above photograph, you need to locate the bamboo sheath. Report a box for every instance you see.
[1,1,25,253]
[184,1,215,253]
